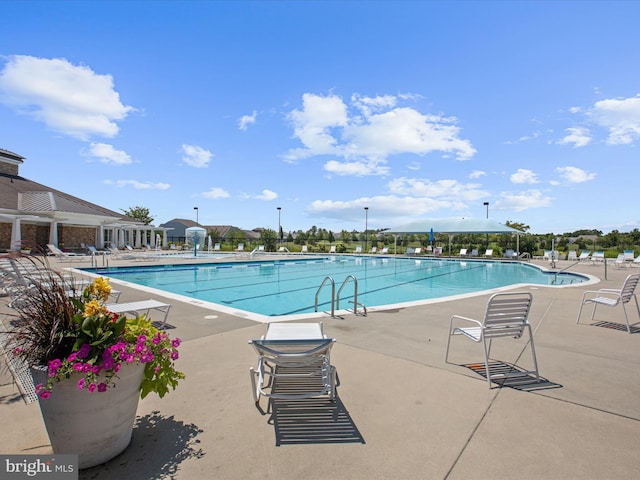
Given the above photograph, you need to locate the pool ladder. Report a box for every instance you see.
[315,275,367,318]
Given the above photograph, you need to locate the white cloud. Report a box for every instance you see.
[590,94,640,145]
[84,142,132,165]
[0,55,133,140]
[324,159,390,176]
[555,166,596,183]
[181,144,213,168]
[285,92,476,173]
[387,177,488,201]
[307,195,455,221]
[351,93,397,117]
[510,169,539,184]
[238,110,257,131]
[557,127,591,147]
[201,187,230,199]
[285,93,348,160]
[104,179,169,190]
[255,189,278,201]
[495,190,553,211]
[469,170,486,179]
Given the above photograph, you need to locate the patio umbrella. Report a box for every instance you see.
[429,228,434,246]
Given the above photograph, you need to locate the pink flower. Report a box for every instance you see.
[77,344,91,359]
[171,338,181,348]
[137,334,147,343]
[73,362,84,372]
[38,390,51,399]
[97,383,107,393]
[170,351,179,361]
[88,383,97,393]
[77,378,85,390]
[101,357,115,370]
[67,352,77,362]
[113,363,121,373]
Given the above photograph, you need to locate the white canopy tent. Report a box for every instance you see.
[384,217,523,256]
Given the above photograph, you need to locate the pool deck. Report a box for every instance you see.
[2,254,640,479]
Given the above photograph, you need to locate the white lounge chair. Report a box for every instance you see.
[106,299,172,326]
[445,292,539,387]
[329,245,336,254]
[380,247,389,254]
[470,249,479,257]
[483,249,493,258]
[213,243,221,251]
[248,322,338,405]
[301,245,308,254]
[576,273,640,334]
[235,243,245,253]
[578,251,591,262]
[369,246,377,254]
[613,253,628,268]
[46,244,85,260]
[567,251,577,261]
[623,250,635,262]
[354,245,363,254]
[592,251,605,263]
[459,249,468,257]
[504,249,516,259]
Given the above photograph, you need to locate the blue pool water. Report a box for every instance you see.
[84,256,589,318]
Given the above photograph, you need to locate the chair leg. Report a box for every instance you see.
[527,324,540,382]
[577,301,586,324]
[249,368,260,404]
[622,303,631,334]
[445,327,454,364]
[482,337,492,387]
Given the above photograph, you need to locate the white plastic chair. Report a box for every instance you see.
[445,292,539,387]
[576,273,640,334]
[248,323,337,405]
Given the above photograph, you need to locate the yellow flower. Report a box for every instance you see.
[84,299,107,317]
[92,277,112,302]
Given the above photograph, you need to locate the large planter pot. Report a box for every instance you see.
[31,361,145,469]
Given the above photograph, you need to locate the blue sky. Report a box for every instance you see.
[1,1,639,235]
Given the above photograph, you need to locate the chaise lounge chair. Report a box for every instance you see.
[248,322,338,406]
[445,292,540,387]
[46,244,86,260]
[106,299,172,327]
[576,273,640,334]
[578,251,591,262]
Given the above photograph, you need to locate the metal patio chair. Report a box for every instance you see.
[445,292,539,387]
[576,273,640,334]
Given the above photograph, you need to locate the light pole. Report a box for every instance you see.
[483,202,489,248]
[364,207,369,253]
[194,207,199,226]
[277,207,281,247]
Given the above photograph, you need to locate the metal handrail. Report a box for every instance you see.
[315,276,335,317]
[336,274,359,315]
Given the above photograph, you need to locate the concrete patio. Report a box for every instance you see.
[1,255,639,479]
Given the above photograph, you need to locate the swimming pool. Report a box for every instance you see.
[84,256,590,319]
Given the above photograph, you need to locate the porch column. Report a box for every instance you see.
[136,229,142,248]
[10,218,22,251]
[49,221,58,247]
[98,225,105,248]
